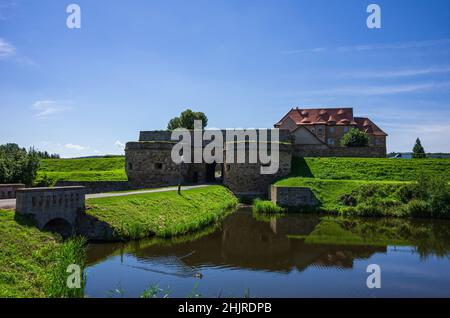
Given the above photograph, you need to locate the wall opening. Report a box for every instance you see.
[43,218,73,238]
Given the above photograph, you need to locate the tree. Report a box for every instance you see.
[167,109,208,130]
[340,128,369,147]
[0,143,40,185]
[412,138,426,159]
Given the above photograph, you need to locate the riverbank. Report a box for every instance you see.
[86,185,238,239]
[269,156,450,219]
[0,210,85,298]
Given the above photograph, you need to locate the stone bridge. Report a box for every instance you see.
[15,187,85,236]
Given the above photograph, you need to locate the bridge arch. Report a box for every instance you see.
[43,218,74,237]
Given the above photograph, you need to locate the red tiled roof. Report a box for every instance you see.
[275,107,357,126]
[275,107,387,136]
[354,117,387,136]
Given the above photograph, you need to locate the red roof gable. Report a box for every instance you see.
[354,117,387,136]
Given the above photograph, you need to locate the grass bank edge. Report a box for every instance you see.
[0,210,86,298]
[86,185,238,240]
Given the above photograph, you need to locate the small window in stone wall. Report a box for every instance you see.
[327,138,335,145]
[128,162,133,170]
[329,127,335,133]
[226,164,231,172]
[154,163,163,170]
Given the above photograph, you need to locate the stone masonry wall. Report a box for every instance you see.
[0,184,25,199]
[15,187,85,230]
[292,144,386,158]
[55,181,132,194]
[270,185,319,207]
[223,144,292,198]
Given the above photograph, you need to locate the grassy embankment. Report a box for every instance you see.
[273,157,450,218]
[35,156,127,185]
[86,186,238,239]
[0,210,86,298]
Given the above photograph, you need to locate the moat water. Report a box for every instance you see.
[85,208,450,298]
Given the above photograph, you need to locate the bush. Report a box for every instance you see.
[340,128,369,147]
[252,199,284,214]
[406,199,431,218]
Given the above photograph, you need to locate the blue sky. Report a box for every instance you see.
[1,0,450,157]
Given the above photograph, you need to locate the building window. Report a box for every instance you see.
[317,128,324,136]
[128,162,133,170]
[226,164,231,172]
[329,127,335,133]
[343,127,349,133]
[327,138,335,146]
[154,163,163,170]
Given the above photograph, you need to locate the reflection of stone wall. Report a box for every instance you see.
[271,185,319,207]
[15,186,85,230]
[0,184,25,199]
[292,144,386,158]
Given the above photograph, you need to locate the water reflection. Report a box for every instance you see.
[85,208,450,297]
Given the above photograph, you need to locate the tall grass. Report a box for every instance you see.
[252,199,284,214]
[46,237,87,298]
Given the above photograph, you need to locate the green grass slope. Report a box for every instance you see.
[36,156,127,184]
[291,157,450,181]
[86,185,238,239]
[0,210,85,298]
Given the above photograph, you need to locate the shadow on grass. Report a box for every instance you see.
[291,157,314,178]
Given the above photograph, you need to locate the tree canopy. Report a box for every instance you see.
[340,128,369,147]
[0,144,41,185]
[413,138,426,159]
[167,109,208,130]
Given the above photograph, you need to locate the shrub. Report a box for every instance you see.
[340,128,369,147]
[252,199,284,214]
[406,200,431,218]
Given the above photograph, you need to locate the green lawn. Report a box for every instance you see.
[291,157,450,181]
[86,185,238,239]
[0,210,85,298]
[36,156,127,184]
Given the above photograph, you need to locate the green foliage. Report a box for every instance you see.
[86,186,238,239]
[35,156,127,183]
[340,128,369,147]
[252,199,284,214]
[167,109,208,130]
[0,143,40,185]
[290,156,450,181]
[276,174,450,219]
[413,138,426,159]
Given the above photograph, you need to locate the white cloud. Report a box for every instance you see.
[0,38,15,59]
[115,140,125,150]
[32,100,72,118]
[337,38,450,53]
[304,81,450,96]
[284,38,450,55]
[64,143,84,151]
[344,66,450,79]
